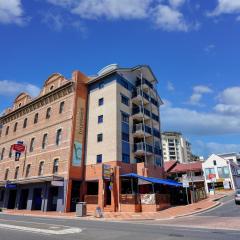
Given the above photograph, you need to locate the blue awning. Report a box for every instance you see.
[121,173,182,187]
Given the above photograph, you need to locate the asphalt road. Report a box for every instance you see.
[0,194,239,240]
[199,193,239,217]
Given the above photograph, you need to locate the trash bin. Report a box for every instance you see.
[76,202,87,217]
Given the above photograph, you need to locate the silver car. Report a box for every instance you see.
[235,189,240,205]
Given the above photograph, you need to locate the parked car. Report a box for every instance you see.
[235,189,240,205]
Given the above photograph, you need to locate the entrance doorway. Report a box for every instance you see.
[32,188,42,210]
[70,181,81,212]
[19,189,29,209]
[105,181,111,206]
[7,190,17,209]
[47,187,58,211]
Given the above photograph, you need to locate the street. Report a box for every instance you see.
[0,195,239,240]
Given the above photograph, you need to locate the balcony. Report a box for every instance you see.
[136,78,153,90]
[134,142,153,156]
[132,88,150,105]
[154,147,162,156]
[132,123,152,138]
[132,106,151,120]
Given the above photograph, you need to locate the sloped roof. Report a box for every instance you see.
[168,162,202,173]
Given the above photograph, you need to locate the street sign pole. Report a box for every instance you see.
[185,187,189,205]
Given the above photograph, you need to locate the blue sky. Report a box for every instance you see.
[1,0,240,157]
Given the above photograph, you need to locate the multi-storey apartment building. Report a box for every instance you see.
[161,132,192,163]
[0,64,166,213]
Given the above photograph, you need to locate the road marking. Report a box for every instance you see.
[0,223,82,235]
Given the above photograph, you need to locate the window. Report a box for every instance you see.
[46,107,51,119]
[23,118,28,128]
[9,147,12,158]
[1,148,5,160]
[121,94,129,106]
[120,79,129,90]
[121,112,129,123]
[42,133,48,149]
[34,113,39,124]
[122,153,130,163]
[122,132,129,142]
[96,154,102,163]
[5,126,9,136]
[99,82,104,89]
[38,161,44,176]
[97,133,103,142]
[14,122,18,132]
[56,129,62,146]
[98,115,103,123]
[218,167,230,178]
[4,169,9,180]
[59,101,65,114]
[29,138,35,152]
[98,98,104,106]
[205,168,215,179]
[213,160,217,166]
[25,164,31,178]
[14,166,19,179]
[53,159,59,174]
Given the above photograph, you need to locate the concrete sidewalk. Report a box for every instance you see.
[1,193,228,221]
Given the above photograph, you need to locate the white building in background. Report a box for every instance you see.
[203,154,240,194]
[161,132,192,163]
[218,152,240,166]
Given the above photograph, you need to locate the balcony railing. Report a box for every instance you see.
[134,142,153,155]
[132,88,159,107]
[133,123,152,135]
[132,106,151,118]
[136,78,153,89]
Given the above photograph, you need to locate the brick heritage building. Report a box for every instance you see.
[0,64,174,213]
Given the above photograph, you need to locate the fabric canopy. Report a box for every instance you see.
[121,173,182,187]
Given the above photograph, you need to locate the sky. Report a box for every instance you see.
[0,0,240,158]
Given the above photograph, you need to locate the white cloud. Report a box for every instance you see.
[208,0,240,16]
[151,4,189,32]
[0,0,27,25]
[46,0,197,32]
[194,140,240,157]
[167,81,175,91]
[0,80,40,97]
[187,85,212,106]
[161,102,240,135]
[214,87,240,115]
[168,0,186,8]
[72,0,151,20]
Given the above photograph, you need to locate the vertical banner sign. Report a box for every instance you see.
[102,164,111,180]
[72,97,86,166]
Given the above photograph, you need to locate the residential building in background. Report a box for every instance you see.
[0,64,170,213]
[203,154,240,194]
[161,132,192,163]
[218,152,240,166]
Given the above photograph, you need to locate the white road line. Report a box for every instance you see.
[0,223,82,235]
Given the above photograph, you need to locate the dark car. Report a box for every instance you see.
[235,189,240,205]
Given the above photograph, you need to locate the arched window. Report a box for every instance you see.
[23,118,28,128]
[1,148,5,160]
[38,161,44,176]
[9,146,12,158]
[59,101,65,114]
[34,113,39,124]
[5,126,9,136]
[46,107,51,119]
[14,122,18,132]
[4,169,9,180]
[53,159,59,174]
[29,138,35,152]
[25,164,31,178]
[14,166,19,179]
[56,129,62,146]
[42,133,48,149]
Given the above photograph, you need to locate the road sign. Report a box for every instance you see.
[182,181,189,188]
[208,173,216,180]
